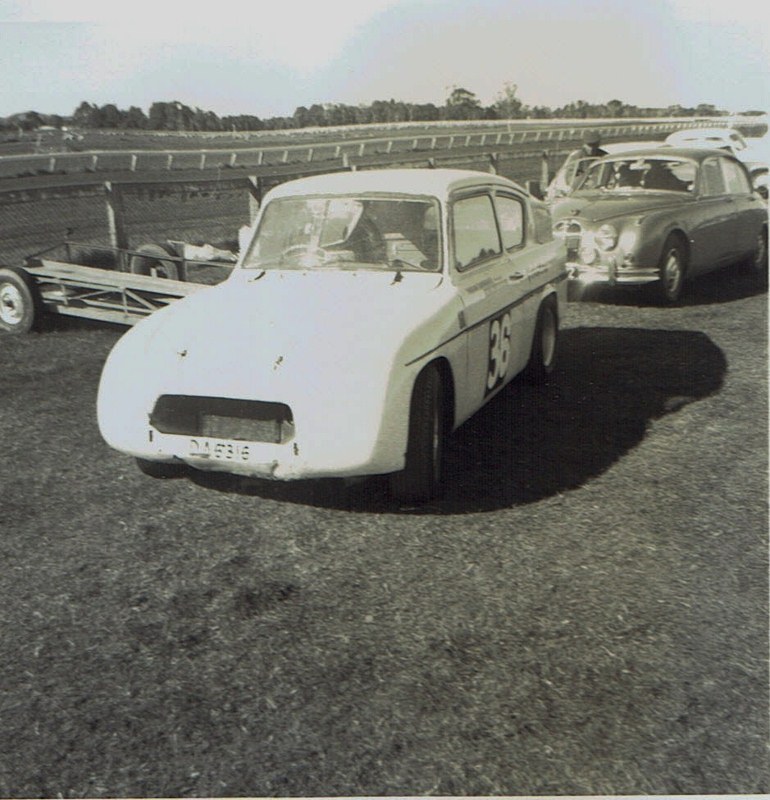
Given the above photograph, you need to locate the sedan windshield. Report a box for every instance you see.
[241,195,441,272]
[575,157,697,194]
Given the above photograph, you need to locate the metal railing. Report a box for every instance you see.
[0,119,721,180]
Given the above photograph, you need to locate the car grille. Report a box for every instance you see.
[149,395,294,444]
[555,218,583,256]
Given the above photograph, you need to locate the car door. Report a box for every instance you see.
[719,157,763,260]
[449,188,529,422]
[690,156,735,273]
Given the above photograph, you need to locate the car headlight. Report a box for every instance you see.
[595,224,618,251]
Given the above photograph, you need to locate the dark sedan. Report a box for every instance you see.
[551,147,768,302]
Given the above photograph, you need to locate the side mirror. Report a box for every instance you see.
[526,180,544,201]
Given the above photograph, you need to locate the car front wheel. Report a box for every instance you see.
[656,236,686,304]
[390,364,445,503]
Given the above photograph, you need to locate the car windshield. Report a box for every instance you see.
[575,157,697,194]
[241,195,442,272]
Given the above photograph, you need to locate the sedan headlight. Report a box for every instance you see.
[595,224,618,251]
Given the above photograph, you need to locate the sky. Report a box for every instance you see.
[0,0,768,120]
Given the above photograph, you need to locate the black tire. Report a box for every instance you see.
[0,267,42,334]
[523,298,558,384]
[655,235,686,304]
[136,457,186,479]
[390,365,446,503]
[129,244,180,281]
[743,228,768,288]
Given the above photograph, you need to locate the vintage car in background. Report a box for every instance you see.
[664,126,756,158]
[551,147,768,303]
[97,169,568,502]
[665,127,769,198]
[543,141,667,203]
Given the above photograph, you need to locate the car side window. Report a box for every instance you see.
[721,159,752,195]
[452,194,501,270]
[700,158,727,196]
[495,194,525,250]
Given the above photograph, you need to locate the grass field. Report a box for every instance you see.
[0,263,767,797]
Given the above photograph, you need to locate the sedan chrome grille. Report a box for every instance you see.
[554,218,583,257]
[150,395,295,444]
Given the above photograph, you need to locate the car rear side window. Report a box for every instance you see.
[701,158,727,196]
[495,194,525,250]
[452,194,501,270]
[721,159,752,195]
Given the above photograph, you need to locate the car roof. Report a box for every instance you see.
[667,126,739,139]
[593,146,737,162]
[264,168,527,202]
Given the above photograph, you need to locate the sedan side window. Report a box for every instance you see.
[495,195,525,250]
[452,194,501,270]
[700,158,727,196]
[721,159,752,195]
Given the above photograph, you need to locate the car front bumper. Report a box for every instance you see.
[567,261,660,286]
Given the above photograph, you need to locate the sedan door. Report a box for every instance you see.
[719,156,764,260]
[449,189,530,423]
[690,156,741,272]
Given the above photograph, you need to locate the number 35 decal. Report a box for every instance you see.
[486,310,512,393]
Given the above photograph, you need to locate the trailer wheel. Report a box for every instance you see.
[129,244,180,281]
[0,267,42,334]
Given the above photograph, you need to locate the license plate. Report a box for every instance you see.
[188,437,252,462]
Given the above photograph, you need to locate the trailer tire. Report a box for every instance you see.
[129,244,180,281]
[0,267,42,334]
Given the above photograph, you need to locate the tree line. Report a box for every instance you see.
[2,85,757,134]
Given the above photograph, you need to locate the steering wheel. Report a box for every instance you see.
[281,244,331,263]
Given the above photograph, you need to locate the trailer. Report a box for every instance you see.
[0,240,236,335]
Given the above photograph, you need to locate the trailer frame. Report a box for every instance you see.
[0,240,233,334]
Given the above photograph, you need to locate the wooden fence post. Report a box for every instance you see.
[246,176,263,221]
[104,182,129,269]
[540,151,550,187]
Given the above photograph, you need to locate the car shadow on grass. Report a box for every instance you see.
[188,326,727,515]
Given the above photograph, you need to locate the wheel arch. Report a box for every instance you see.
[663,227,690,269]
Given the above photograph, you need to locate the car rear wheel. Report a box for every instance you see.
[656,236,686,304]
[136,457,187,479]
[523,298,558,384]
[129,244,180,281]
[0,267,42,334]
[744,228,768,288]
[390,364,445,503]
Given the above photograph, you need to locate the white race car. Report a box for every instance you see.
[97,169,568,501]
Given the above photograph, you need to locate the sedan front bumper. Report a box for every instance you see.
[568,261,660,286]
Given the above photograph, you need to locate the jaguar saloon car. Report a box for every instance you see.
[97,169,568,501]
[551,147,768,302]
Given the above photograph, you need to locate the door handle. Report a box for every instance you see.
[509,272,525,281]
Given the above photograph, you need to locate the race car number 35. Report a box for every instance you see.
[487,310,512,393]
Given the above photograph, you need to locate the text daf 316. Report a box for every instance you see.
[97,169,568,501]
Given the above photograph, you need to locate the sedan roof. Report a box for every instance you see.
[264,168,527,202]
[593,146,738,163]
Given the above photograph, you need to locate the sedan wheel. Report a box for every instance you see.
[390,365,445,503]
[656,238,686,304]
[746,229,768,287]
[523,299,558,384]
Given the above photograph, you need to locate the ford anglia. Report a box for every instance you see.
[97,169,568,501]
